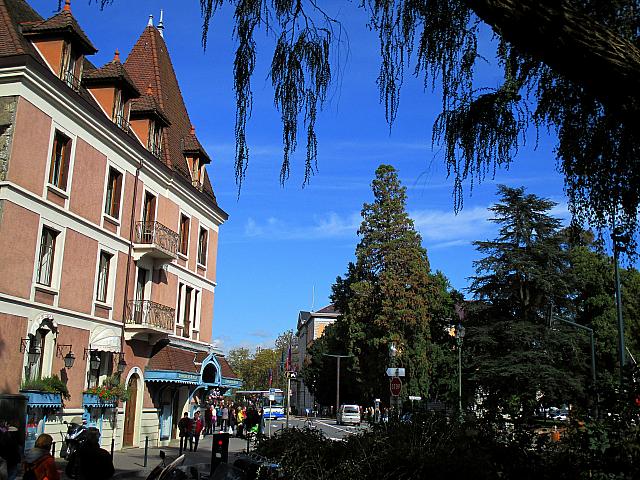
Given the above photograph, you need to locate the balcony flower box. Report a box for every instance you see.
[82,393,116,408]
[20,390,63,408]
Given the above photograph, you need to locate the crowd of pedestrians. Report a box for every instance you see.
[177,401,267,456]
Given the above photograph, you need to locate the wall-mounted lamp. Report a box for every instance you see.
[20,338,41,365]
[84,348,101,370]
[56,344,75,369]
[116,352,127,375]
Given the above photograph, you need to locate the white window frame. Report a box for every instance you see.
[197,226,208,268]
[92,245,117,315]
[177,210,191,260]
[102,162,125,228]
[174,281,200,339]
[43,123,77,202]
[32,219,66,302]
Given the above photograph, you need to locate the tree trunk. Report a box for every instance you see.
[466,0,640,110]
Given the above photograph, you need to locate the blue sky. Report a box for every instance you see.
[31,1,570,351]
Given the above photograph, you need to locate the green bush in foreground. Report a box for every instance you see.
[255,413,639,479]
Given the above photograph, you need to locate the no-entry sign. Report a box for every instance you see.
[390,377,402,396]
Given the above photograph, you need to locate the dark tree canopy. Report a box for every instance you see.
[184,0,640,251]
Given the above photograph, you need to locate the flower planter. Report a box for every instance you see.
[20,390,62,408]
[82,393,117,408]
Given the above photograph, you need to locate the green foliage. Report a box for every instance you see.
[21,375,70,400]
[304,165,458,405]
[466,186,588,418]
[227,330,294,391]
[255,413,640,479]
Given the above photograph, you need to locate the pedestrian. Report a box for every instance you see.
[177,412,193,455]
[22,434,59,480]
[64,428,114,480]
[204,406,212,436]
[236,408,245,438]
[216,405,222,430]
[192,411,203,452]
[221,405,229,431]
[0,425,20,480]
[211,406,217,432]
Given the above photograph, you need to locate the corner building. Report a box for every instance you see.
[0,0,240,450]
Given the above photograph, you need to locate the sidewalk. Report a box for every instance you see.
[54,434,249,479]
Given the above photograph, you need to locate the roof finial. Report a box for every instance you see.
[158,10,164,38]
[63,0,71,12]
[190,125,195,135]
[113,49,120,62]
[147,14,153,27]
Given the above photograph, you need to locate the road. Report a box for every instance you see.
[262,416,367,441]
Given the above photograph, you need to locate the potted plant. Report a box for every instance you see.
[20,375,70,407]
[83,374,129,407]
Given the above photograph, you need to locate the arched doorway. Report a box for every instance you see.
[123,374,139,447]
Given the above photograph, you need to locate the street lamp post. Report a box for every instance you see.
[612,227,628,386]
[456,325,465,420]
[323,353,352,417]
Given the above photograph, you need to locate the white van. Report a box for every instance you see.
[337,404,361,426]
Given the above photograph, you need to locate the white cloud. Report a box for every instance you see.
[244,212,360,240]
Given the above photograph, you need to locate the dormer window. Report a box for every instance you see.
[191,158,202,188]
[60,40,81,90]
[148,120,163,159]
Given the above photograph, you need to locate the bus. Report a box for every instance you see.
[236,390,285,420]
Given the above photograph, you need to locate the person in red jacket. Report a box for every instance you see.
[23,434,59,480]
[192,411,204,452]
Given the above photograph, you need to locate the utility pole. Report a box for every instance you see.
[323,354,352,417]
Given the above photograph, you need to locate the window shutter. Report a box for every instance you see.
[60,137,71,190]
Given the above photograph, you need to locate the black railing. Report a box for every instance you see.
[150,142,163,159]
[63,70,81,92]
[125,300,175,332]
[114,113,130,133]
[134,221,178,257]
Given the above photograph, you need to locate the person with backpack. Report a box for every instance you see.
[177,412,193,455]
[0,425,20,480]
[64,428,114,480]
[23,434,59,480]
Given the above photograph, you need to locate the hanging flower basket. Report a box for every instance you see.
[82,393,116,408]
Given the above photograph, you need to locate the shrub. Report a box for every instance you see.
[21,375,70,400]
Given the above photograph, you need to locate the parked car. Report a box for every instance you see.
[337,405,361,426]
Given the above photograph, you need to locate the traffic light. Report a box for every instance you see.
[210,432,229,475]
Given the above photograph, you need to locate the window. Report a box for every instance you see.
[49,131,71,190]
[143,192,156,225]
[148,121,163,158]
[104,168,123,219]
[197,227,208,266]
[96,251,112,303]
[179,214,190,256]
[36,227,57,286]
[183,286,192,338]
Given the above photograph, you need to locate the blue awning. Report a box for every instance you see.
[145,370,200,385]
[21,391,62,408]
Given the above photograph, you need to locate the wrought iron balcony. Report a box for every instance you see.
[133,221,178,262]
[114,113,131,133]
[150,142,163,159]
[124,300,175,344]
[63,70,81,92]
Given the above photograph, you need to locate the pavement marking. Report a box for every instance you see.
[314,420,356,434]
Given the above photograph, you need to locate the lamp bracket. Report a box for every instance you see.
[56,344,73,358]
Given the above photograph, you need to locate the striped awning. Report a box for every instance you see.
[145,370,199,385]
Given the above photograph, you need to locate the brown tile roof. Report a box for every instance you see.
[0,0,41,58]
[147,345,206,373]
[216,355,239,379]
[124,26,218,204]
[130,92,171,126]
[83,55,140,98]
[21,5,97,54]
[182,126,210,163]
[147,346,240,380]
[316,304,339,314]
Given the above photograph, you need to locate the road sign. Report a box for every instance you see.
[390,377,402,396]
[269,388,276,394]
[408,395,422,401]
[386,367,405,377]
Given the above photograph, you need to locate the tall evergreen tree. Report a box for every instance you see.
[328,164,445,402]
[466,185,587,420]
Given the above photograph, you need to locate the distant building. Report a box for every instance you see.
[0,0,240,450]
[293,305,339,412]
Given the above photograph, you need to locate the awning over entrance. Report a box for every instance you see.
[89,325,121,352]
[145,345,242,390]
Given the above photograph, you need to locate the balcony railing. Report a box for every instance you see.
[63,70,81,92]
[150,142,163,159]
[192,179,203,191]
[125,300,175,332]
[134,221,178,258]
[114,113,130,133]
